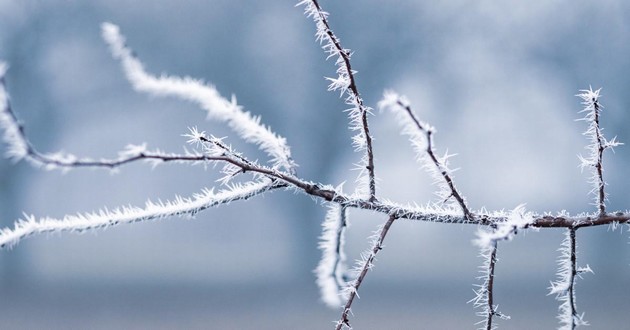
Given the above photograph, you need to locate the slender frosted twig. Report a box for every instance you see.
[316,203,349,308]
[336,214,397,330]
[577,87,622,216]
[102,23,296,173]
[471,205,531,328]
[0,179,276,248]
[549,228,592,329]
[379,91,472,220]
[298,0,377,201]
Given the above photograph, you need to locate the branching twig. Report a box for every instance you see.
[1,5,629,329]
[336,214,397,330]
[299,0,376,201]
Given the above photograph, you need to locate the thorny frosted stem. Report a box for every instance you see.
[337,214,397,330]
[301,0,376,202]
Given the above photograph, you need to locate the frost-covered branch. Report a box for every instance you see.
[316,203,349,308]
[379,91,473,220]
[471,205,533,329]
[577,87,622,216]
[1,4,630,329]
[549,228,592,329]
[1,67,217,171]
[336,214,397,330]
[298,0,377,201]
[472,241,500,330]
[0,179,276,249]
[101,23,296,174]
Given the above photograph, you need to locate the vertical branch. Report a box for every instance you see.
[299,0,377,201]
[549,228,592,329]
[316,203,350,308]
[485,243,498,330]
[337,214,397,330]
[471,205,531,328]
[471,237,509,330]
[577,87,622,216]
[378,91,472,221]
[479,241,499,330]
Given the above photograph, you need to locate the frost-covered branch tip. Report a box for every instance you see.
[0,180,276,249]
[577,87,622,216]
[101,23,296,174]
[548,229,592,329]
[297,0,376,201]
[379,90,472,220]
[316,203,349,308]
[336,214,397,330]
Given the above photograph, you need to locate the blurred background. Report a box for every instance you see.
[1,0,630,328]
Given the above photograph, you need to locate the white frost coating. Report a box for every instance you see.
[576,87,622,211]
[548,230,592,329]
[470,205,533,328]
[101,23,296,173]
[0,62,29,161]
[0,179,274,249]
[474,204,533,249]
[315,203,349,308]
[297,1,373,198]
[379,90,461,208]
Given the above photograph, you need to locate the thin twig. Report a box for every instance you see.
[337,214,397,330]
[302,0,377,201]
[485,243,498,330]
[577,88,622,216]
[568,228,578,329]
[394,97,472,220]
